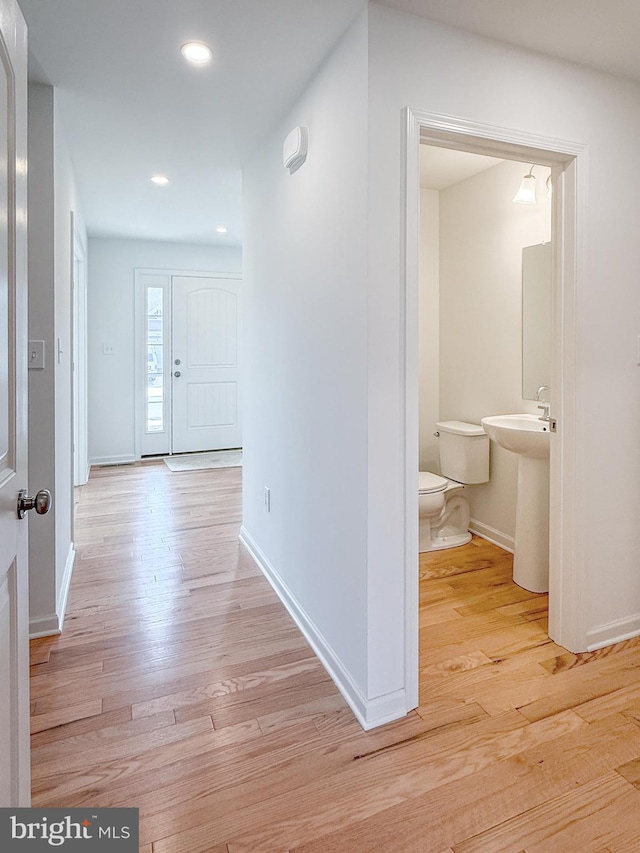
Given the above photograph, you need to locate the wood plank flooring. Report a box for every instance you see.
[30,461,640,851]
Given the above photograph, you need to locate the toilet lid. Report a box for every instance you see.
[418,471,448,494]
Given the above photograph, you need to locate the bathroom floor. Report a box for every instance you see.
[419,534,551,710]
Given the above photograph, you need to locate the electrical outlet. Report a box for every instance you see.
[264,486,271,512]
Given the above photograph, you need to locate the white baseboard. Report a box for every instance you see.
[90,454,137,468]
[239,526,409,730]
[587,614,640,651]
[29,616,62,639]
[29,544,75,639]
[469,519,514,553]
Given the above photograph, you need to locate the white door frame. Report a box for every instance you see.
[134,268,242,459]
[402,108,587,709]
[72,216,88,486]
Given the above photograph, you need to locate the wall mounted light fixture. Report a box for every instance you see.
[512,165,537,204]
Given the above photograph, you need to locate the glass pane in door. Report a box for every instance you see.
[146,287,164,433]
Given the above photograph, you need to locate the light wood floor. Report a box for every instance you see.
[30,461,640,851]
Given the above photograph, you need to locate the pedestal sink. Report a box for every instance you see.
[480,414,550,593]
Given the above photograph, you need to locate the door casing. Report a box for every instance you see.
[401,108,587,711]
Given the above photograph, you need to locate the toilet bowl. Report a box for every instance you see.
[419,420,490,553]
[419,472,471,552]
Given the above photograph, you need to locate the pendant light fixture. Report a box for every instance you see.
[512,165,537,204]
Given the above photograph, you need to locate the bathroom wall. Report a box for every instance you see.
[418,187,440,472]
[438,158,551,547]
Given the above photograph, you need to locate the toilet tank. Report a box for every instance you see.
[436,420,489,484]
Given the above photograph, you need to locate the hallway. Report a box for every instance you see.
[29,462,640,851]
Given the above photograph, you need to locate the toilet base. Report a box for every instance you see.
[428,530,472,551]
[419,483,472,553]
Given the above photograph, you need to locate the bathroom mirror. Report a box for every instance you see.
[522,242,552,401]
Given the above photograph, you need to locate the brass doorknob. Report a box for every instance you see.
[17,488,52,519]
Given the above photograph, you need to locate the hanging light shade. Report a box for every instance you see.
[512,166,537,204]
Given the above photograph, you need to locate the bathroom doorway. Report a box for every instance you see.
[419,149,551,551]
[401,110,587,710]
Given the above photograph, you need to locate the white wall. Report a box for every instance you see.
[368,2,640,666]
[438,159,551,546]
[28,83,87,635]
[418,187,439,472]
[242,13,373,723]
[27,84,55,634]
[238,2,640,726]
[87,237,242,464]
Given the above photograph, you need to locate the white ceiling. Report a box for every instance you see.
[16,0,640,247]
[17,0,366,246]
[420,146,503,191]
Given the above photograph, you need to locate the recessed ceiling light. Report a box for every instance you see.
[151,175,170,185]
[215,225,228,234]
[181,41,212,65]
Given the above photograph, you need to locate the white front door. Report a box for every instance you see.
[171,275,242,453]
[0,0,30,806]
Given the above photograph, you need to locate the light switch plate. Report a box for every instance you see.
[28,340,45,369]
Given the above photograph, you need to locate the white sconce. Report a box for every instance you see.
[512,165,537,204]
[283,126,308,173]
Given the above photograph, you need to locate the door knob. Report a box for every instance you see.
[173,371,181,378]
[17,488,52,519]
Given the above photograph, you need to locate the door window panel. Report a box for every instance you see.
[146,287,164,433]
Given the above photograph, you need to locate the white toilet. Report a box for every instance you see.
[419,421,490,552]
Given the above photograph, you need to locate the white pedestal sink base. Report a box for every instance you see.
[513,455,550,593]
[480,415,551,593]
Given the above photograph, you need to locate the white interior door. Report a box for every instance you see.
[0,0,31,806]
[171,275,242,453]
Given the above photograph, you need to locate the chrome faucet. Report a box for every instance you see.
[535,385,550,402]
[535,386,551,421]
